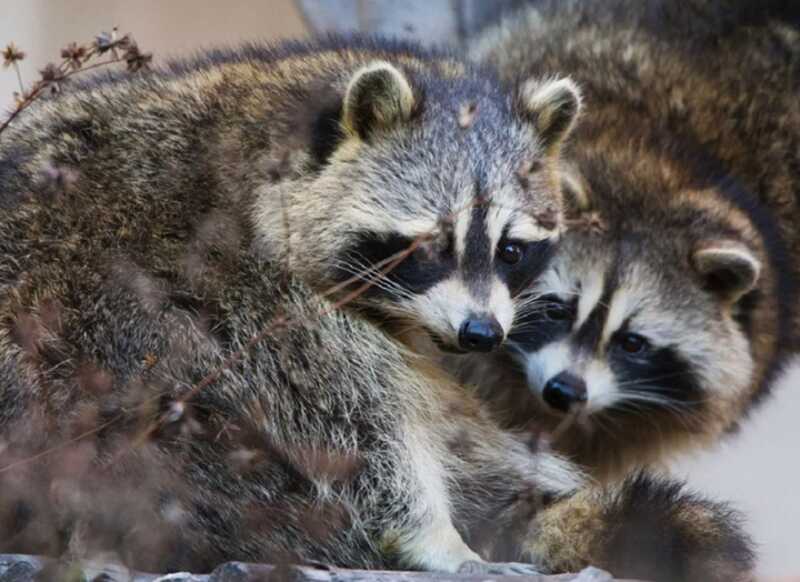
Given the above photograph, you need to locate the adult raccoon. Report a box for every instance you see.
[471,0,800,481]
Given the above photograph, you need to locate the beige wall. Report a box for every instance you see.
[1,2,799,579]
[0,0,307,101]
[672,362,800,580]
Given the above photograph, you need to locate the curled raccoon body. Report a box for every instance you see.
[471,0,800,480]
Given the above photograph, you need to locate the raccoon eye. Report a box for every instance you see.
[618,333,649,354]
[545,303,571,321]
[498,240,524,265]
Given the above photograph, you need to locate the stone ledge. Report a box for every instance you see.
[0,554,642,582]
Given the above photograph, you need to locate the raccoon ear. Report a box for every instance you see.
[560,161,591,215]
[518,77,582,150]
[692,241,761,302]
[342,61,415,140]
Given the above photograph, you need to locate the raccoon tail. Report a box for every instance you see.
[524,472,756,582]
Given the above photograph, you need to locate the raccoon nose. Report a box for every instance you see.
[542,372,588,412]
[458,317,504,352]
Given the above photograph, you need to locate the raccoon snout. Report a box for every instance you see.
[458,316,504,352]
[542,372,587,412]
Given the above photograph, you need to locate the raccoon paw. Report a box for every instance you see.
[457,560,543,576]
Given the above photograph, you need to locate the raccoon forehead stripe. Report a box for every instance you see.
[603,287,637,345]
[460,203,494,298]
[575,270,605,329]
[453,204,471,259]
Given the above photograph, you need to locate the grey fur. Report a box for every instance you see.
[0,36,583,573]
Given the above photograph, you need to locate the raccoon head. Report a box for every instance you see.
[256,60,581,353]
[505,155,767,469]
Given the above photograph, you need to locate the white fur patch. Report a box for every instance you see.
[523,342,571,396]
[530,452,587,495]
[397,516,482,573]
[409,278,475,342]
[584,359,619,412]
[488,278,514,336]
[408,275,515,346]
[453,207,471,262]
[486,204,513,249]
[506,217,554,242]
[535,263,574,299]
[575,269,604,329]
[602,287,635,344]
[396,423,481,572]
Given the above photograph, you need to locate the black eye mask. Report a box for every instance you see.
[334,232,456,297]
[496,239,555,297]
[508,294,576,352]
[608,332,704,407]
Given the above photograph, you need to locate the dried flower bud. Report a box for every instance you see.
[94,31,114,54]
[12,91,25,108]
[39,63,63,84]
[534,206,559,231]
[124,42,152,72]
[61,42,87,70]
[565,210,607,234]
[2,43,25,68]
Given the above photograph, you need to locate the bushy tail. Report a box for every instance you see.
[525,472,756,582]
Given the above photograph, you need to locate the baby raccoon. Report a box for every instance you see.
[471,0,800,480]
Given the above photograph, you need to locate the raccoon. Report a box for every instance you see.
[470,0,800,480]
[0,34,595,574]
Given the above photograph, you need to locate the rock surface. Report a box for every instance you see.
[0,554,631,582]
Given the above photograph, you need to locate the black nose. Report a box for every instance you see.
[458,317,504,352]
[542,372,587,412]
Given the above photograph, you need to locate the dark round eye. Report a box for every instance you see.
[545,304,570,321]
[498,241,524,265]
[618,333,649,354]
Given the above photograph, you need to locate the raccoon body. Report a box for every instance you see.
[471,1,800,480]
[0,36,594,573]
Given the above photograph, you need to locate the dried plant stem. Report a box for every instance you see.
[1,32,148,137]
[12,62,23,93]
[0,56,123,135]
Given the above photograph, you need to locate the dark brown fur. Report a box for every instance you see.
[473,0,800,480]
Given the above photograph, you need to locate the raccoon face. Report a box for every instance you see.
[507,200,763,439]
[261,61,582,353]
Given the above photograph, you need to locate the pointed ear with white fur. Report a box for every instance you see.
[518,77,582,149]
[692,240,761,302]
[342,61,415,141]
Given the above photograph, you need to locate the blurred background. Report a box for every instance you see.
[1,1,799,579]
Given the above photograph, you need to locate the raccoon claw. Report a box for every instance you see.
[457,560,543,576]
